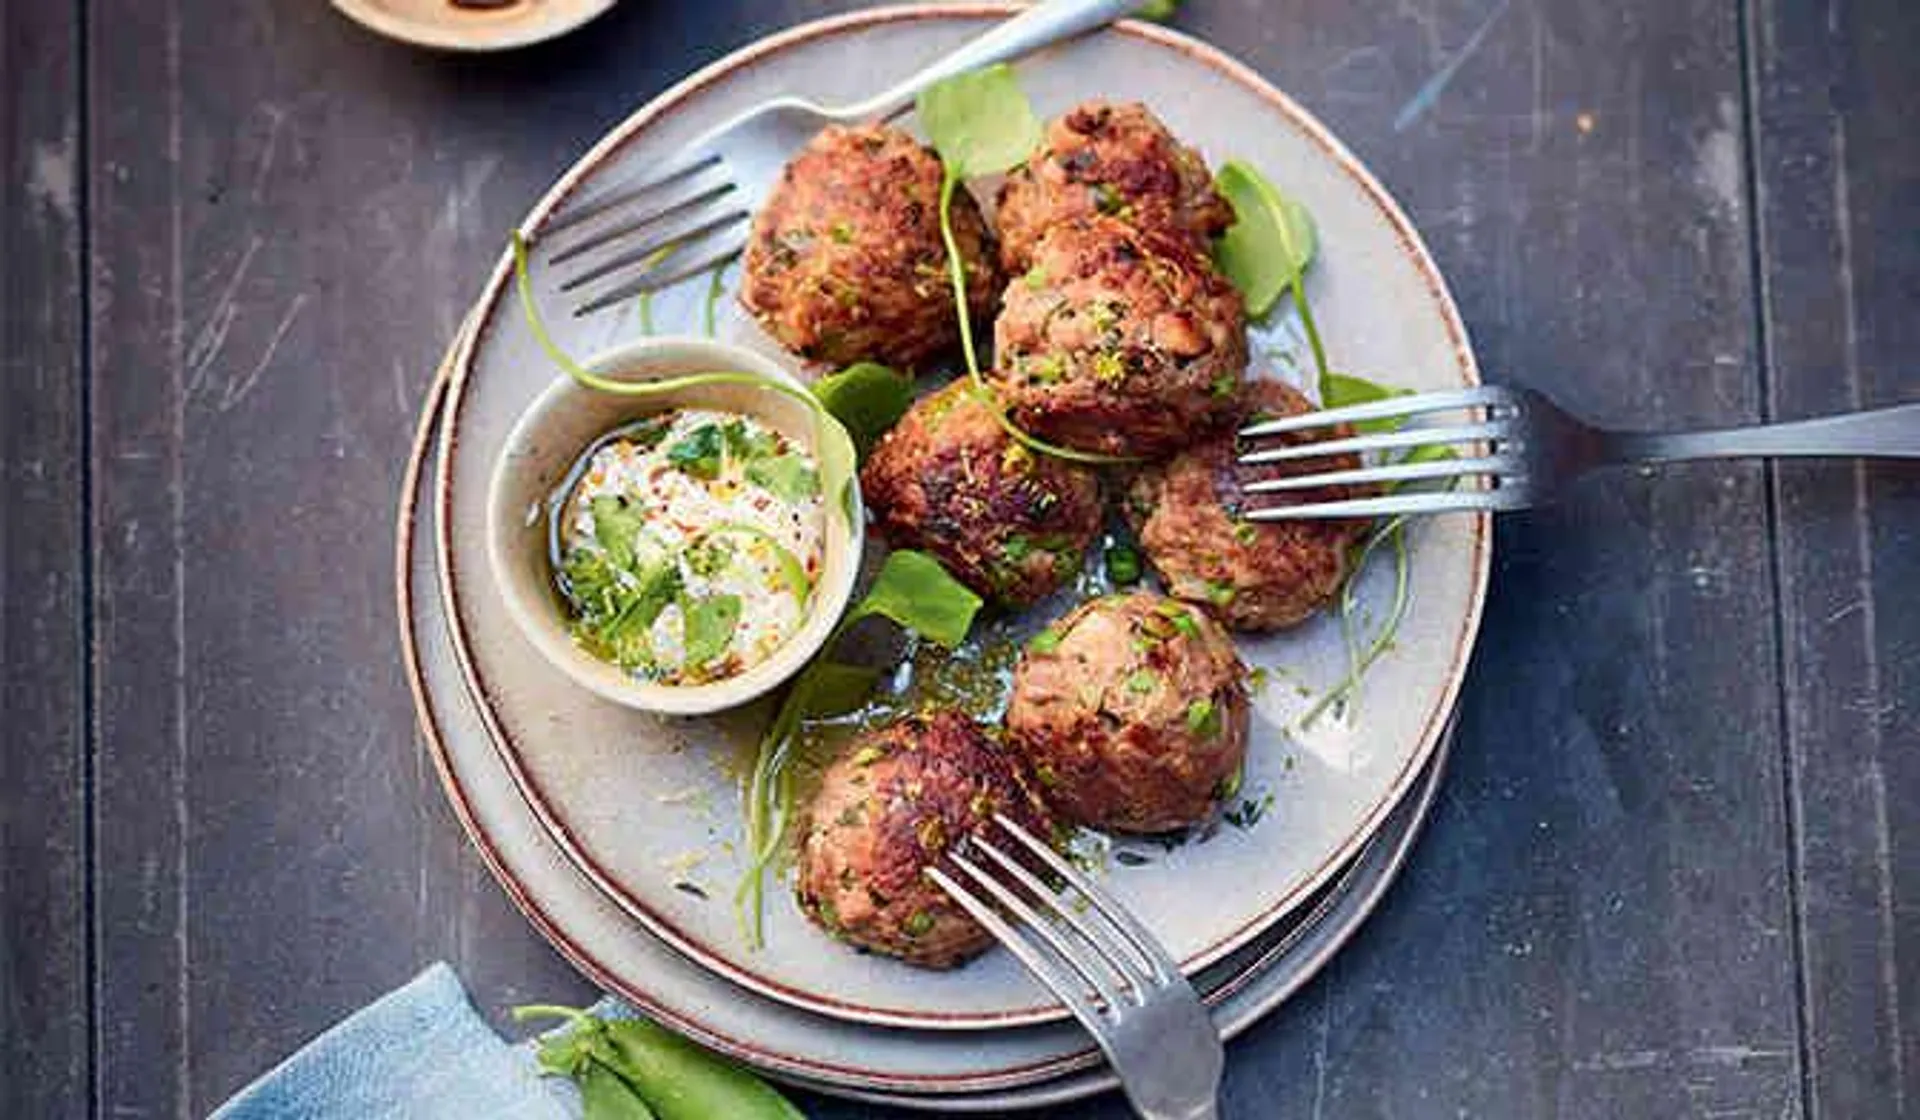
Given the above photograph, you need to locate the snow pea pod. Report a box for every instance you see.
[601,1017,806,1120]
[516,1006,805,1120]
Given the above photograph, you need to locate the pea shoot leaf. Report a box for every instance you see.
[917,64,1042,179]
[1139,0,1180,18]
[843,549,985,650]
[1213,159,1318,318]
[810,362,915,457]
[803,661,883,719]
[1319,372,1412,434]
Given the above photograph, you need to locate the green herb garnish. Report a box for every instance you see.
[745,454,820,503]
[810,362,915,458]
[702,263,726,337]
[667,423,726,479]
[917,67,1140,467]
[1213,160,1318,318]
[1214,160,1328,392]
[682,593,743,668]
[1105,543,1142,584]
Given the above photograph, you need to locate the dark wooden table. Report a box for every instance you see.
[4,1,1916,1115]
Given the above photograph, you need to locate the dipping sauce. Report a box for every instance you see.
[554,409,825,686]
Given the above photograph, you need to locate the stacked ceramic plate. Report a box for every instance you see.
[396,6,1488,1110]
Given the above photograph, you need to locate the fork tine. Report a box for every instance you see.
[1240,454,1518,495]
[1243,488,1514,521]
[549,181,740,267]
[969,836,1155,1000]
[1237,421,1504,466]
[539,151,725,240]
[928,861,1122,1020]
[1238,385,1512,439]
[571,229,748,317]
[559,210,748,292]
[992,814,1180,984]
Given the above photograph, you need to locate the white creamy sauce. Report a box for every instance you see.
[559,408,825,685]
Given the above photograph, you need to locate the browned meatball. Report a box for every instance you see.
[990,216,1247,459]
[795,711,1054,968]
[740,124,998,368]
[1007,591,1249,833]
[860,380,1101,606]
[1126,380,1372,630]
[996,100,1232,274]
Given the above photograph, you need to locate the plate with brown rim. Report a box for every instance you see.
[433,3,1488,1030]
[400,334,1455,1100]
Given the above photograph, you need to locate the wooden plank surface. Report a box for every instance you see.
[10,0,1909,1116]
[1121,2,1803,1116]
[1751,1,1920,1116]
[0,1,89,1118]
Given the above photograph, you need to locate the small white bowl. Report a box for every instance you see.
[487,336,863,716]
[332,0,613,52]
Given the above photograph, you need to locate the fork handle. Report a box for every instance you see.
[841,0,1150,121]
[1611,402,1920,462]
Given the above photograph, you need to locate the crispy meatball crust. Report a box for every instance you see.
[990,215,1247,459]
[740,124,998,368]
[996,100,1232,274]
[860,381,1102,606]
[796,711,1054,969]
[1126,380,1372,631]
[1007,591,1249,833]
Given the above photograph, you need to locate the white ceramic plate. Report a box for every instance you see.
[435,4,1487,1030]
[400,351,1454,1101]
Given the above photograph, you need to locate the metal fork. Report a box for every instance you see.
[532,0,1148,317]
[928,814,1222,1120]
[1234,384,1920,521]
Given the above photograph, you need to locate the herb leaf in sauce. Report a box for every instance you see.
[745,454,820,503]
[667,423,726,480]
[589,496,646,569]
[682,593,743,668]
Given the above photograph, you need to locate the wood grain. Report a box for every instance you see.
[1121,1,1804,1115]
[1751,0,1920,1115]
[5,0,1908,1115]
[0,1,88,1118]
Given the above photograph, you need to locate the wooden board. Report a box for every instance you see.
[0,1,88,1118]
[0,0,1907,1115]
[1751,0,1920,1115]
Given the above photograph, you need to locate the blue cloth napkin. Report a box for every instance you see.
[211,963,584,1120]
